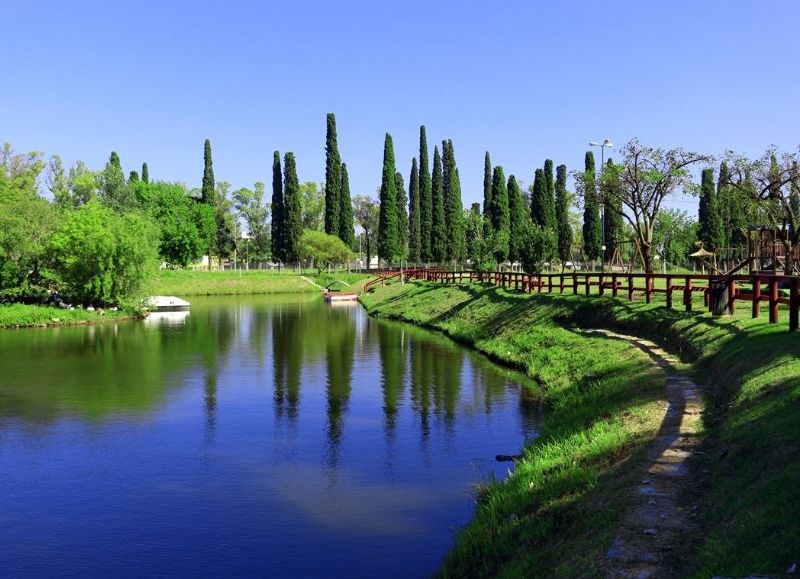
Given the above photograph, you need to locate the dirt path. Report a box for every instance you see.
[587,329,704,578]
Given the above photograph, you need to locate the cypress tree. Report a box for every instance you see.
[271,151,284,262]
[582,151,602,262]
[395,171,409,260]
[489,166,510,263]
[431,146,446,262]
[324,113,342,237]
[378,134,400,263]
[202,139,214,204]
[444,140,464,263]
[418,126,432,261]
[555,164,572,263]
[531,169,548,227]
[408,158,421,263]
[698,168,724,250]
[338,162,355,248]
[483,152,493,237]
[282,152,302,264]
[603,159,624,262]
[128,170,139,183]
[507,175,528,262]
[718,161,747,247]
[543,159,557,230]
[141,162,149,184]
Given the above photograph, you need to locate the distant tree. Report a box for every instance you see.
[408,157,421,263]
[554,164,572,263]
[697,167,724,250]
[271,151,285,262]
[519,222,556,274]
[465,202,485,266]
[378,134,400,263]
[46,155,69,204]
[201,139,214,205]
[324,113,342,237]
[299,230,352,273]
[211,181,236,266]
[443,140,464,263]
[418,126,432,261]
[128,170,139,183]
[233,181,271,264]
[483,152,493,238]
[430,146,446,262]
[282,152,303,264]
[395,171,409,260]
[717,160,748,248]
[338,163,355,247]
[300,181,325,231]
[97,151,131,211]
[489,165,510,263]
[581,151,602,263]
[602,159,624,262]
[141,162,149,184]
[353,195,379,269]
[507,175,528,263]
[654,208,697,268]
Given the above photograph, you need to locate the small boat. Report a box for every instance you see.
[323,291,359,303]
[146,296,191,312]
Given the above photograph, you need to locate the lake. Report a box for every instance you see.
[0,295,540,577]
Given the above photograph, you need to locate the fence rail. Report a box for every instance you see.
[391,269,800,332]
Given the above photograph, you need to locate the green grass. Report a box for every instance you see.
[0,303,132,327]
[362,280,800,577]
[144,269,321,296]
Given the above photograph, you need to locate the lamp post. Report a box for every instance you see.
[589,139,613,272]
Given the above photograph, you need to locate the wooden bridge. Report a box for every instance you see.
[365,268,800,332]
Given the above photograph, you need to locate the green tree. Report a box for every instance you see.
[201,139,214,204]
[542,159,557,230]
[282,153,303,264]
[582,151,602,262]
[408,157,421,263]
[418,126,432,261]
[395,171,409,260]
[98,151,131,212]
[211,181,236,266]
[299,230,352,272]
[300,181,325,231]
[483,151,493,238]
[698,167,724,250]
[141,162,149,184]
[338,163,355,247]
[271,151,284,263]
[530,168,548,227]
[443,140,464,263]
[555,164,572,263]
[233,182,271,264]
[430,146,446,262]
[602,159,624,262]
[489,165,510,263]
[507,175,528,262]
[654,208,697,268]
[378,134,400,263]
[46,155,69,204]
[353,194,379,269]
[519,222,556,274]
[128,170,139,183]
[324,113,342,237]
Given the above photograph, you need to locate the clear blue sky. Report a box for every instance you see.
[3,0,799,213]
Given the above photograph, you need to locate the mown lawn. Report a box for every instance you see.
[144,269,320,296]
[0,303,131,327]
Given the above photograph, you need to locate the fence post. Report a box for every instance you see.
[599,273,605,296]
[645,275,652,304]
[790,278,799,331]
[666,275,673,309]
[585,275,590,295]
[752,275,761,319]
[628,275,634,301]
[769,277,779,324]
[684,276,692,312]
[573,273,578,294]
[612,274,618,297]
[728,278,736,315]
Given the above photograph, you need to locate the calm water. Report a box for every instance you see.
[0,295,540,578]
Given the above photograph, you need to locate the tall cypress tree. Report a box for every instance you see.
[338,162,355,248]
[443,140,464,263]
[378,134,400,263]
[395,171,409,260]
[602,159,624,262]
[431,146,446,262]
[555,164,572,263]
[507,175,528,262]
[408,158,421,263]
[271,151,285,262]
[582,151,602,262]
[483,151,493,238]
[324,113,342,237]
[531,169,548,228]
[202,139,214,204]
[418,126,432,261]
[282,152,302,264]
[128,170,139,183]
[141,162,149,184]
[543,159,557,230]
[698,167,724,250]
[490,166,510,263]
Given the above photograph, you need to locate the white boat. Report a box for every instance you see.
[146,296,191,312]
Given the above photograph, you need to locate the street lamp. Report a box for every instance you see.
[589,139,613,272]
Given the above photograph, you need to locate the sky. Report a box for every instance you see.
[3,0,800,215]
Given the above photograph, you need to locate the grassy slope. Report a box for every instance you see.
[0,303,131,327]
[362,281,800,577]
[361,282,667,577]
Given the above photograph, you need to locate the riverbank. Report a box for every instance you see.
[145,269,371,297]
[360,281,800,577]
[0,303,136,328]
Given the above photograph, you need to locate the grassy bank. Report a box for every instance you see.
[0,303,133,328]
[361,281,800,577]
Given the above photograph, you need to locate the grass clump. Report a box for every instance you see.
[144,269,319,296]
[0,303,131,327]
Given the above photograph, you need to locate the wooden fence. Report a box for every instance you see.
[395,269,800,332]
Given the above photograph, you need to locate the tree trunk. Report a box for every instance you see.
[641,242,654,274]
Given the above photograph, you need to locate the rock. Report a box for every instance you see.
[50,318,60,323]
[642,528,659,536]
